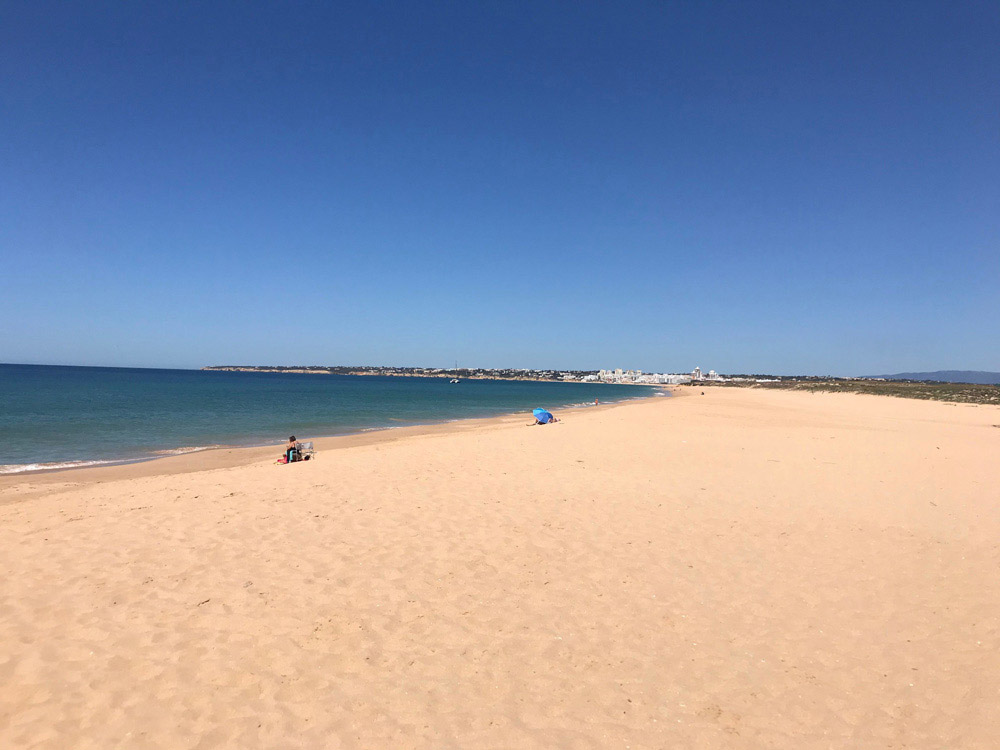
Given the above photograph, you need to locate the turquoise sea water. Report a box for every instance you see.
[0,364,659,473]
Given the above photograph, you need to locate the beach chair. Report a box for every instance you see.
[297,441,315,461]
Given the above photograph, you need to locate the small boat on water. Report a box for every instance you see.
[450,378,460,384]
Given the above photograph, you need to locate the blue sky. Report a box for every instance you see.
[2,1,997,375]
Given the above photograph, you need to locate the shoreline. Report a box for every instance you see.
[0,388,673,493]
[0,364,662,480]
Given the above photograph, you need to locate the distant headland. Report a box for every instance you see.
[200,366,1000,404]
[874,370,1000,386]
[201,365,609,383]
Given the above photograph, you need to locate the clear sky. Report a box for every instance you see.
[2,1,997,375]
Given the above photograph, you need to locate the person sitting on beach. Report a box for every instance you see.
[285,436,300,463]
[529,410,559,426]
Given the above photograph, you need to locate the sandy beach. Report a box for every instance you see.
[1,388,998,749]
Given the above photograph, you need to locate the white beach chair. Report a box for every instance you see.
[297,441,315,460]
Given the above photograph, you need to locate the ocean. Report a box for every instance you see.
[0,364,659,473]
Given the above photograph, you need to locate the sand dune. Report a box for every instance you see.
[1,389,998,748]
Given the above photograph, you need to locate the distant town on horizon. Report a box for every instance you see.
[201,365,1000,387]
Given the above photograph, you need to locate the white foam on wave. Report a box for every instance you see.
[1,444,225,474]
[151,445,221,457]
[0,459,119,475]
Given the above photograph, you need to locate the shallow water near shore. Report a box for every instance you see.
[0,364,656,472]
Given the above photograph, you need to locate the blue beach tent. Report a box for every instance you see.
[532,408,554,423]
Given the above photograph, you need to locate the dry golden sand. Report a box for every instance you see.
[1,388,999,749]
